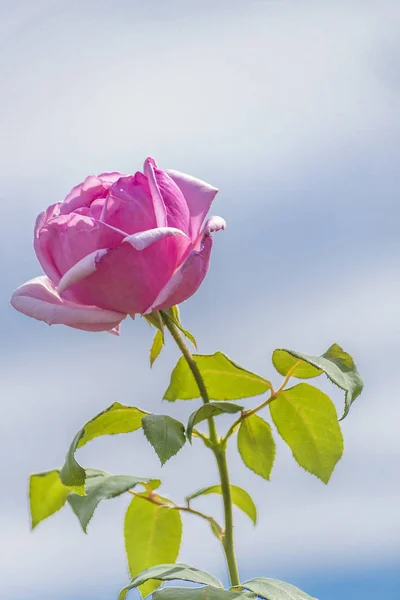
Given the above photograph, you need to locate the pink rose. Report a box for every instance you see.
[11,157,225,334]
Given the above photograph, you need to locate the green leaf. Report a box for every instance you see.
[153,588,257,600]
[272,350,322,379]
[67,469,152,533]
[60,430,86,495]
[144,479,162,491]
[29,470,69,529]
[273,344,363,419]
[119,563,223,600]
[142,415,186,465]
[240,577,317,600]
[150,329,164,367]
[270,383,343,483]
[187,402,243,442]
[60,402,147,494]
[186,485,257,525]
[237,414,275,481]
[124,494,182,598]
[165,352,271,402]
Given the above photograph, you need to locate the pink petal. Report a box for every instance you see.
[108,323,122,336]
[97,172,124,184]
[57,248,109,293]
[99,174,156,235]
[196,215,226,249]
[61,172,124,216]
[143,157,167,227]
[61,176,106,215]
[34,202,62,283]
[71,233,192,315]
[123,227,189,251]
[149,235,214,312]
[165,169,219,240]
[38,213,125,280]
[56,229,189,295]
[10,276,126,333]
[151,163,191,235]
[89,199,104,220]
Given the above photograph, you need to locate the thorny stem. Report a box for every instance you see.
[160,311,241,587]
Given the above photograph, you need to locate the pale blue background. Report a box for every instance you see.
[1,1,399,599]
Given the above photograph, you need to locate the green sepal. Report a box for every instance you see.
[150,329,165,367]
[163,306,197,348]
[144,311,164,332]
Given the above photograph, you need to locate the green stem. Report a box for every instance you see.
[160,311,240,587]
[213,444,240,586]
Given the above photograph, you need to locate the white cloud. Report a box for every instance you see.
[1,0,399,197]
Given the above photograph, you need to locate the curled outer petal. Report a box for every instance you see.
[195,215,226,249]
[148,235,214,313]
[166,169,219,241]
[123,227,189,251]
[57,248,109,294]
[10,276,126,333]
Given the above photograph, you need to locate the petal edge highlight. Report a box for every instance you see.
[11,276,126,332]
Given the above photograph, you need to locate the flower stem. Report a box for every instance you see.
[160,311,240,587]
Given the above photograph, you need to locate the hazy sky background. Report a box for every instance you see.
[1,1,399,599]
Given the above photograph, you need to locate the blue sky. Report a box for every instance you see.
[1,1,399,599]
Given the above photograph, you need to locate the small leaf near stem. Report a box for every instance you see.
[237,416,275,481]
